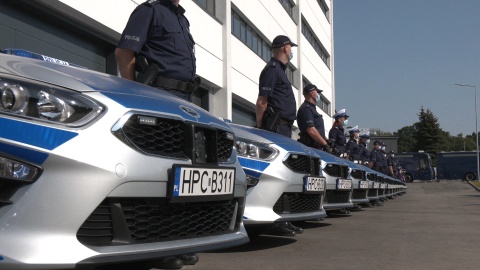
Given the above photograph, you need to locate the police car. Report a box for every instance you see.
[343,159,370,205]
[0,49,248,269]
[311,148,354,211]
[226,123,327,234]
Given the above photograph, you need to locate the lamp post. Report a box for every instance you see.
[455,83,479,180]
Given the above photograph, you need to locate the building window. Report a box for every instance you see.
[193,0,215,16]
[232,10,272,62]
[302,19,330,68]
[303,78,330,115]
[278,0,294,19]
[317,0,330,22]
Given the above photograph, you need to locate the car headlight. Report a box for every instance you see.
[235,138,278,161]
[0,75,104,127]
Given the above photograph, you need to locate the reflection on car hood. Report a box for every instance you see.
[0,53,229,128]
[311,148,349,165]
[228,123,316,154]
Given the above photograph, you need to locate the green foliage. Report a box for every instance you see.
[395,126,416,152]
[396,107,478,155]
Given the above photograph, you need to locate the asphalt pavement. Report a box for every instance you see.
[174,181,480,270]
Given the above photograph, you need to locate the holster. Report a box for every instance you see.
[262,107,281,132]
[135,55,159,86]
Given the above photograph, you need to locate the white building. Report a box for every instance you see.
[0,0,335,135]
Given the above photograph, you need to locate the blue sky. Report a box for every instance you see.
[333,0,480,136]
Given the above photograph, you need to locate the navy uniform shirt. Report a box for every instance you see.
[359,142,370,162]
[117,0,196,82]
[297,100,325,137]
[329,126,347,153]
[258,57,296,121]
[370,148,383,167]
[346,138,360,160]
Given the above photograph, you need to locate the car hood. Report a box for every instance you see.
[0,53,230,128]
[228,123,317,154]
[311,148,350,165]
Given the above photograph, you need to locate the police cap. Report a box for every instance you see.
[271,35,298,48]
[303,84,322,95]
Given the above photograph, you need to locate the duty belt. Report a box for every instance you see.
[278,118,294,126]
[154,75,196,93]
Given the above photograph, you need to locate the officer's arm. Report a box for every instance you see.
[115,48,136,81]
[256,96,268,128]
[306,127,327,146]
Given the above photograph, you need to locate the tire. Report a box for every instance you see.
[405,173,414,183]
[465,172,476,181]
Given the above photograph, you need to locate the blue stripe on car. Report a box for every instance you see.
[0,142,49,164]
[238,157,270,178]
[0,118,77,150]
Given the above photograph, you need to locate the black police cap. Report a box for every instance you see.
[303,84,322,94]
[374,140,382,146]
[271,35,298,48]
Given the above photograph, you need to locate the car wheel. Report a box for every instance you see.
[465,172,476,181]
[405,173,413,183]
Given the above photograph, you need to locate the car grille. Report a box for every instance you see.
[352,189,368,200]
[368,189,378,197]
[0,182,21,208]
[77,198,241,246]
[323,164,349,178]
[273,193,322,214]
[324,190,350,204]
[378,189,385,196]
[114,114,233,163]
[350,169,366,180]
[284,155,320,175]
[367,173,377,181]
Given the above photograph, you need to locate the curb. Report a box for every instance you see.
[466,181,480,192]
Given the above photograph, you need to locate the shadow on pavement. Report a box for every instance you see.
[209,235,297,253]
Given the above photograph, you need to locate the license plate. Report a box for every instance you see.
[359,180,369,189]
[170,165,235,202]
[336,179,352,190]
[373,182,380,189]
[380,183,387,189]
[304,176,326,193]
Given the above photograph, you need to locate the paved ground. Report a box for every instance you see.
[172,181,480,270]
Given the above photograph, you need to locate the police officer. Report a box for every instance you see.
[387,151,399,178]
[359,133,371,166]
[256,35,297,137]
[380,143,388,174]
[370,141,384,173]
[329,109,349,157]
[346,126,361,162]
[116,0,197,101]
[296,84,330,152]
[116,1,197,268]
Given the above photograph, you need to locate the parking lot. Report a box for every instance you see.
[178,181,480,270]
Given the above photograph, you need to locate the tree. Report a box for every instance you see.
[414,107,442,153]
[395,126,417,153]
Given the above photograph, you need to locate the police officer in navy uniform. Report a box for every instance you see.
[370,141,384,173]
[329,109,349,156]
[297,84,331,152]
[116,0,197,101]
[346,126,361,162]
[256,35,297,138]
[116,1,197,268]
[358,133,371,166]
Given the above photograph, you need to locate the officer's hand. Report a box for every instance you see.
[324,144,331,153]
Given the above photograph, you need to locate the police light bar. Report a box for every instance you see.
[2,48,86,69]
